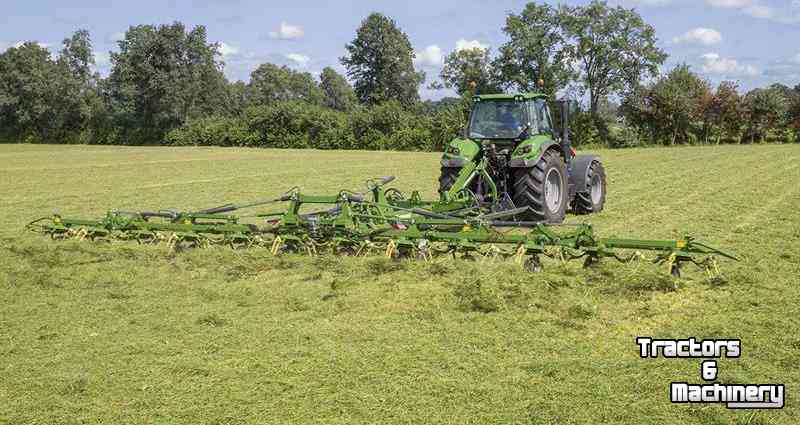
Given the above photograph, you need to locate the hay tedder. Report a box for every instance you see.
[26,93,737,276]
[26,175,736,277]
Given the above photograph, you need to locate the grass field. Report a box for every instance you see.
[1,144,799,424]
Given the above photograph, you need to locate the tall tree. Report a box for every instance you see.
[106,22,228,143]
[59,29,95,85]
[0,43,61,141]
[790,85,800,140]
[341,13,422,105]
[700,81,743,143]
[621,64,708,145]
[494,3,569,98]
[319,67,357,111]
[438,47,499,96]
[743,85,791,143]
[224,80,248,116]
[560,0,666,114]
[0,34,96,143]
[56,29,100,140]
[246,63,323,107]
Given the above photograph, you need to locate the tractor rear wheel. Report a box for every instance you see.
[512,149,568,223]
[571,160,606,214]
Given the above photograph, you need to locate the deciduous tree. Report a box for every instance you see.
[494,2,569,98]
[621,64,708,145]
[341,13,422,105]
[700,81,743,143]
[319,67,357,111]
[106,22,228,143]
[247,63,323,107]
[0,32,98,143]
[790,84,800,140]
[0,43,60,141]
[437,47,499,96]
[560,0,666,115]
[743,84,791,143]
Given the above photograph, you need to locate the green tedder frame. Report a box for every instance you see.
[27,176,737,277]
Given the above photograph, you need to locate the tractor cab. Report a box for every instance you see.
[467,94,555,144]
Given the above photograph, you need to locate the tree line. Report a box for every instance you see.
[0,1,798,150]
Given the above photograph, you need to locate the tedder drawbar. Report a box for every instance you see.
[26,175,737,277]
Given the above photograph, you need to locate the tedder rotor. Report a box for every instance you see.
[27,175,737,277]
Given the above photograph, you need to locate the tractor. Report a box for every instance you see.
[438,93,606,224]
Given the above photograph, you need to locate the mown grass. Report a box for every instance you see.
[0,144,798,424]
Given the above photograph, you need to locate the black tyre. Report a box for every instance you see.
[512,149,568,223]
[438,167,460,194]
[571,160,606,214]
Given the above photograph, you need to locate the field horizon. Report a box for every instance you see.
[1,143,798,424]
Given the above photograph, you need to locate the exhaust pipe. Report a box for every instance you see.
[559,99,572,163]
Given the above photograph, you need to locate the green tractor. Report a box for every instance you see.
[439,93,606,224]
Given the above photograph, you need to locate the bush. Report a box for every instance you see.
[571,111,604,147]
[428,100,470,150]
[351,100,429,150]
[166,115,257,147]
[607,123,645,148]
[246,102,357,149]
[245,102,312,148]
[308,109,357,150]
[165,100,450,151]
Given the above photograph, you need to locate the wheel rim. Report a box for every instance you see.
[590,174,603,205]
[544,168,563,213]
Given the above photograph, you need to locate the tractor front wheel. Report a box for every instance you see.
[512,149,568,223]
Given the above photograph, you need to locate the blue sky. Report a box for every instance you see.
[1,0,799,99]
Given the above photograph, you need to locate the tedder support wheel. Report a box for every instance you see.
[571,160,606,214]
[512,149,568,223]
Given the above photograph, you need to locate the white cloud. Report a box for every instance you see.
[218,42,240,57]
[111,32,125,42]
[672,28,722,46]
[707,0,750,7]
[622,0,673,6]
[286,53,310,66]
[793,52,800,64]
[8,41,50,50]
[701,53,758,77]
[744,4,773,18]
[412,39,489,71]
[414,45,443,66]
[94,51,111,67]
[91,51,113,76]
[269,22,304,40]
[455,39,488,52]
[334,63,348,75]
[705,0,775,20]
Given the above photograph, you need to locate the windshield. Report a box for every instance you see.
[468,101,527,139]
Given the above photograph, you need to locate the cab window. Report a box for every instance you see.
[534,99,551,134]
[468,100,528,139]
